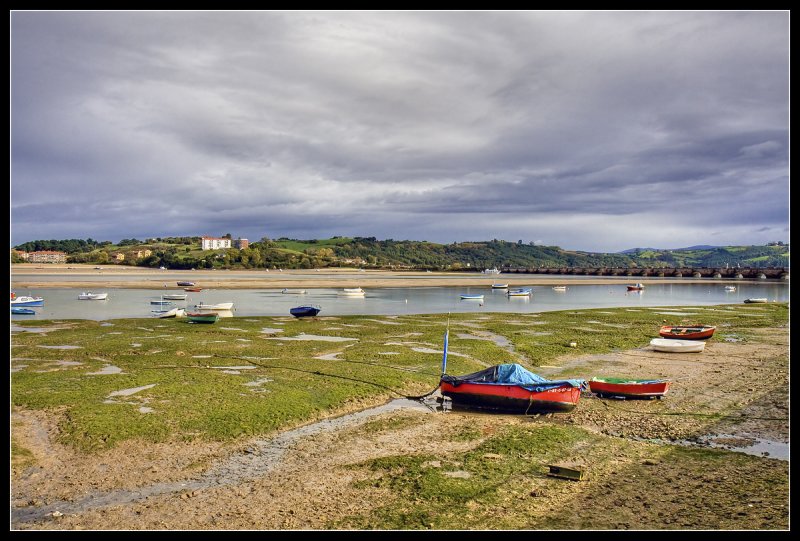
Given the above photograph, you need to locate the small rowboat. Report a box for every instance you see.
[194,302,234,311]
[177,281,195,287]
[339,288,366,296]
[649,338,706,353]
[659,325,716,340]
[184,287,202,292]
[589,377,670,399]
[186,311,219,324]
[282,288,308,294]
[11,307,36,315]
[552,285,567,291]
[491,283,509,289]
[152,307,185,318]
[460,294,484,300]
[78,292,108,300]
[290,305,321,318]
[743,298,768,304]
[626,283,645,291]
[162,293,188,301]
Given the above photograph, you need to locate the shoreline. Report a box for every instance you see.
[10,264,771,290]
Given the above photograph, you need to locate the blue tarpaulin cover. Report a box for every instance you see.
[442,363,587,392]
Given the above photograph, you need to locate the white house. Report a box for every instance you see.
[201,236,232,250]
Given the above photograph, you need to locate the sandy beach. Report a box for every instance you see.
[10,263,743,290]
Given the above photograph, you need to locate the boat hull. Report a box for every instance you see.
[177,281,195,287]
[194,302,234,311]
[186,312,219,323]
[11,307,36,315]
[658,325,715,340]
[589,379,670,399]
[439,381,581,414]
[743,298,768,304]
[650,338,706,353]
[290,306,321,318]
[10,297,44,307]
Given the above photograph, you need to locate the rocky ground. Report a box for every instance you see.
[10,327,789,530]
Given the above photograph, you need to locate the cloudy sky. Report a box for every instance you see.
[10,10,790,252]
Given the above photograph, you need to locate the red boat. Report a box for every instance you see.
[626,283,645,291]
[184,287,202,292]
[589,377,670,399]
[659,325,716,340]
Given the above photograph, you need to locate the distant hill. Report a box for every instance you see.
[11,237,789,270]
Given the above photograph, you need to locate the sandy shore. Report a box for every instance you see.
[10,263,744,290]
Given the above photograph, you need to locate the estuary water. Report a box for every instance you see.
[9,276,790,321]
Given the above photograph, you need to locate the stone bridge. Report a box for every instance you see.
[501,266,789,280]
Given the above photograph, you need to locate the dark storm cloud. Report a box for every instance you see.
[10,10,789,252]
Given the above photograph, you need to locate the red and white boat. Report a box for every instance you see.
[589,377,670,399]
[659,325,716,340]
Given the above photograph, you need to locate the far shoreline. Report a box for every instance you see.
[10,263,778,290]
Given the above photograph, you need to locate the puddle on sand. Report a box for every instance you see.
[690,433,790,461]
[10,398,434,526]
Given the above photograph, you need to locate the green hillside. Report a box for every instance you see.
[11,237,789,271]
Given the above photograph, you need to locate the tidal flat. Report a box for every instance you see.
[10,303,789,530]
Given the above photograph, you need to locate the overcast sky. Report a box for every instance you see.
[10,10,790,252]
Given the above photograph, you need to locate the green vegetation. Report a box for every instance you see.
[11,236,791,270]
[10,303,788,455]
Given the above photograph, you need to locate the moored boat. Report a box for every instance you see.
[589,377,670,399]
[162,293,188,301]
[282,288,308,294]
[724,285,736,292]
[627,283,645,291]
[176,281,195,287]
[290,305,321,318]
[184,287,203,292]
[339,288,366,296]
[186,311,219,324]
[491,283,509,289]
[659,324,716,340]
[11,307,36,315]
[743,298,768,304]
[151,300,174,306]
[460,293,484,300]
[649,338,706,353]
[10,295,45,307]
[552,285,567,291]
[152,307,186,318]
[194,302,235,311]
[507,288,532,297]
[78,292,108,300]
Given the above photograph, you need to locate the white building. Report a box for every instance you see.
[201,236,232,250]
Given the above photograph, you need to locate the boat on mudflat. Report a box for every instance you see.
[194,302,235,311]
[290,305,321,318]
[440,363,586,414]
[658,325,716,340]
[176,281,195,287]
[589,377,670,399]
[11,307,36,315]
[743,298,768,304]
[152,307,186,319]
[184,287,203,292]
[186,311,219,324]
[649,338,706,353]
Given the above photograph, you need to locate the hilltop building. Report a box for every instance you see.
[201,236,249,250]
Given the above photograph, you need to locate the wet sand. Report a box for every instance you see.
[11,263,737,290]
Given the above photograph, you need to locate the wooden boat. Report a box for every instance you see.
[743,298,768,304]
[10,296,45,307]
[626,283,645,291]
[339,288,366,296]
[186,311,219,324]
[77,292,108,300]
[290,305,321,318]
[162,293,188,301]
[552,286,567,291]
[194,302,235,311]
[649,338,706,353]
[176,281,195,287]
[589,377,670,399]
[440,364,585,414]
[11,307,36,315]
[152,307,186,318]
[491,283,509,289]
[658,325,716,340]
[460,293,484,300]
[507,288,532,297]
[184,287,203,292]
